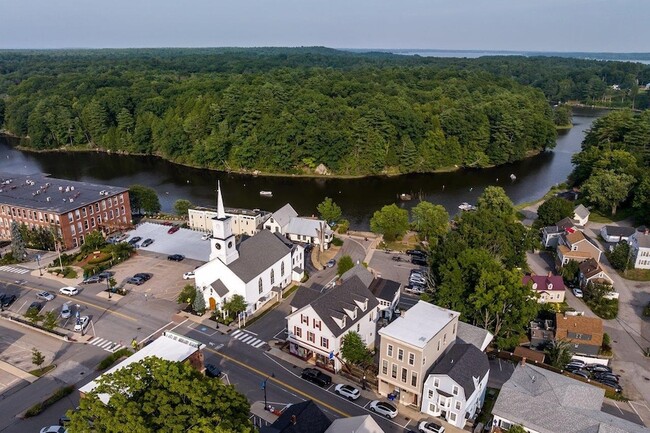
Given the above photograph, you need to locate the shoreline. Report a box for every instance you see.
[4,135,547,180]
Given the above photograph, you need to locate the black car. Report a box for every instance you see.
[205,364,222,378]
[167,254,185,262]
[411,257,427,266]
[128,236,142,245]
[141,238,154,247]
[301,368,332,387]
[98,271,115,279]
[594,372,619,383]
[126,277,145,285]
[27,301,43,313]
[406,249,428,257]
[599,379,623,393]
[134,273,153,281]
[586,364,612,374]
[0,294,17,307]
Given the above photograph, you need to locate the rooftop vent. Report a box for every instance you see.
[46,197,51,202]
[59,186,63,191]
[69,198,74,203]
[70,186,75,191]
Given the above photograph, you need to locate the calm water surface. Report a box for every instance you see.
[0,109,603,228]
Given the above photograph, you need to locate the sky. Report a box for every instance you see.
[1,0,649,52]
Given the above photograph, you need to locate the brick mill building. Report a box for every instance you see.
[0,173,131,250]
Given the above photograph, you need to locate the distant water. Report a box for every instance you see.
[346,48,650,64]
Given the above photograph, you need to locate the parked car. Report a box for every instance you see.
[74,316,90,332]
[586,364,612,374]
[411,257,427,266]
[369,400,398,419]
[392,255,404,262]
[141,238,154,247]
[572,288,583,298]
[594,372,619,383]
[40,426,67,433]
[28,301,43,313]
[126,277,145,285]
[326,259,336,268]
[301,368,332,387]
[168,225,180,234]
[205,364,222,378]
[406,249,428,257]
[128,236,142,245]
[36,291,55,301]
[566,359,586,368]
[183,271,195,280]
[81,275,103,284]
[133,273,153,282]
[334,384,361,400]
[201,233,211,241]
[61,303,72,319]
[405,285,425,294]
[0,293,17,308]
[599,379,623,393]
[571,369,591,380]
[418,421,446,433]
[98,271,115,279]
[59,286,79,296]
[409,275,427,285]
[167,254,185,262]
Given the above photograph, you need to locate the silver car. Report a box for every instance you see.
[334,384,361,400]
[61,303,71,319]
[36,291,55,301]
[369,400,398,418]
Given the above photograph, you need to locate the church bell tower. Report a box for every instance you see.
[209,182,239,264]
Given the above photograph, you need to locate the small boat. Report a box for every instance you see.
[259,191,273,197]
[458,202,477,211]
[510,173,517,181]
[399,193,412,201]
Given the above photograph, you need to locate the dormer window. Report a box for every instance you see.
[363,299,368,311]
[532,283,538,290]
[547,283,553,290]
[342,316,346,328]
[353,307,357,319]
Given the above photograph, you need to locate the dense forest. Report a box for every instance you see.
[570,109,650,223]
[0,48,648,175]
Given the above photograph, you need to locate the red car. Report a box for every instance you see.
[168,225,180,234]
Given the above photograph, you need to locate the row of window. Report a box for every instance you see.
[257,264,285,294]
[1,207,61,225]
[293,326,329,349]
[427,402,459,423]
[382,360,418,387]
[637,259,650,266]
[386,345,416,366]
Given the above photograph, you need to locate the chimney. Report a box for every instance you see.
[520,357,527,366]
[547,271,552,277]
[645,229,649,236]
[291,415,297,425]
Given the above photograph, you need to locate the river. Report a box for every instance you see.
[0,108,603,229]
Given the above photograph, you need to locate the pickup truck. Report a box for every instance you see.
[301,368,332,387]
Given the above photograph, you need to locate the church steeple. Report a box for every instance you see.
[209,182,239,264]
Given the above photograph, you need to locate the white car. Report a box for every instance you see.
[409,275,427,285]
[74,316,90,332]
[59,286,79,296]
[369,400,398,418]
[183,271,195,280]
[40,426,67,433]
[419,421,446,433]
[334,383,361,400]
[572,288,584,298]
[201,233,211,241]
[61,303,71,319]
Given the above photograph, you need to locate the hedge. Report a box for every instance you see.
[24,385,74,417]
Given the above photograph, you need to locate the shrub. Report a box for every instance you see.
[97,348,133,371]
[331,236,343,247]
[587,298,619,320]
[24,385,74,417]
[644,302,650,317]
[337,219,350,234]
[87,253,111,264]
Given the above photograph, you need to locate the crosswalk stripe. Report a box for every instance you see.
[235,333,248,341]
[108,345,124,353]
[240,335,254,343]
[90,338,106,346]
[252,340,266,348]
[89,337,123,353]
[231,330,242,337]
[0,265,30,274]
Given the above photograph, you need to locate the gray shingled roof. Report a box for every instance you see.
[429,344,489,397]
[493,364,650,433]
[603,225,635,238]
[341,265,375,288]
[228,230,293,283]
[261,400,331,433]
[286,217,333,238]
[211,280,229,297]
[0,173,128,214]
[291,287,322,310]
[574,204,590,219]
[271,204,298,228]
[368,278,400,302]
[456,322,493,351]
[292,275,379,338]
[634,231,650,248]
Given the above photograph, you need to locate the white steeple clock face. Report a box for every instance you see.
[215,242,221,250]
[228,241,233,248]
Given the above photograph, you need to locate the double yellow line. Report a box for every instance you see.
[206,347,350,418]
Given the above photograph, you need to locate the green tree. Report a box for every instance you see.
[337,255,354,276]
[545,339,572,369]
[536,197,575,227]
[68,356,253,433]
[553,105,572,127]
[476,186,514,219]
[317,197,342,224]
[25,305,42,325]
[369,204,409,241]
[128,184,161,215]
[192,291,206,315]
[174,199,193,217]
[411,201,449,242]
[223,294,247,318]
[608,241,631,271]
[561,260,580,284]
[10,221,26,262]
[107,277,118,292]
[41,310,58,331]
[582,169,635,215]
[31,348,45,373]
[341,331,373,368]
[508,425,527,433]
[81,230,106,253]
[177,284,197,305]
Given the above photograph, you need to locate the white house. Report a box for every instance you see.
[600,225,636,243]
[522,274,566,303]
[264,203,333,249]
[541,217,576,248]
[286,275,379,372]
[630,228,650,270]
[264,203,298,234]
[420,344,490,428]
[572,204,590,226]
[194,184,304,313]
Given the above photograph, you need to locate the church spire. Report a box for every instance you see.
[217,181,225,218]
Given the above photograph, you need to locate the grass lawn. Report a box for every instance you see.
[587,207,634,224]
[621,268,650,281]
[383,232,420,252]
[29,364,56,377]
[476,388,500,424]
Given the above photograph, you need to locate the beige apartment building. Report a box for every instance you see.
[377,301,460,406]
[188,206,270,236]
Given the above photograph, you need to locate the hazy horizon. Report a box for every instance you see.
[1,0,649,52]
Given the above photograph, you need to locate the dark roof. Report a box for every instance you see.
[603,225,635,238]
[578,258,602,279]
[0,173,128,214]
[261,400,331,433]
[368,278,400,302]
[429,343,489,397]
[212,280,229,297]
[340,265,374,288]
[556,217,576,230]
[292,275,379,338]
[228,230,293,283]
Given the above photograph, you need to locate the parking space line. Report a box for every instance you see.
[611,401,624,415]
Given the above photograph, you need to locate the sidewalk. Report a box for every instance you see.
[0,375,68,431]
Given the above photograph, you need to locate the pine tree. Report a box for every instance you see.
[192,290,206,315]
[10,221,26,262]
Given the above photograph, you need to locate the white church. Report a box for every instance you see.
[194,184,305,314]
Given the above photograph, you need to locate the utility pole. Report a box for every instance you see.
[261,373,275,411]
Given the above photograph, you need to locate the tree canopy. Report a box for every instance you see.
[370,204,409,241]
[337,255,354,276]
[535,197,575,227]
[341,331,373,368]
[68,356,252,433]
[174,199,193,216]
[129,184,161,215]
[411,201,449,243]
[317,197,342,223]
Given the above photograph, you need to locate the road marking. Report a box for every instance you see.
[230,329,267,349]
[611,401,624,415]
[0,265,30,274]
[140,320,185,345]
[206,347,350,418]
[89,337,125,353]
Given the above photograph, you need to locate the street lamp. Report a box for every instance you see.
[261,373,275,411]
[106,277,112,299]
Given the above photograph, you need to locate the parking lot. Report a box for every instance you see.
[126,222,211,261]
[368,249,429,310]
